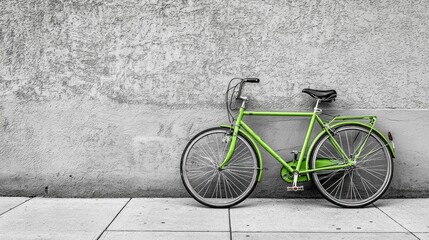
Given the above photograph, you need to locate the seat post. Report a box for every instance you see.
[314,99,321,113]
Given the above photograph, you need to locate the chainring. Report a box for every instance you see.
[280,163,310,183]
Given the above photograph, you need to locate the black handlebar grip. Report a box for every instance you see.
[244,78,260,83]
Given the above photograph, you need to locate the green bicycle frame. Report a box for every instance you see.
[219,105,395,182]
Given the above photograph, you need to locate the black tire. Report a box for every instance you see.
[180,127,260,208]
[310,124,394,208]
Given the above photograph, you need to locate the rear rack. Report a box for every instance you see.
[326,115,377,127]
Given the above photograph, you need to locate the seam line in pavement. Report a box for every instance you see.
[373,204,421,240]
[0,197,33,217]
[96,198,132,240]
[105,230,230,233]
[232,231,416,233]
[103,230,416,233]
[228,208,232,240]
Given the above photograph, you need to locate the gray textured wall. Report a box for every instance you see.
[0,0,428,198]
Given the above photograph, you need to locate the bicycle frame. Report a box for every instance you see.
[218,100,394,182]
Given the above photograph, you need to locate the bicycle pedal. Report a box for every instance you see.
[287,186,304,192]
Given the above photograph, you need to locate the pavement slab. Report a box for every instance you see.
[414,233,429,240]
[233,232,418,240]
[230,198,406,233]
[375,198,429,233]
[108,198,229,232]
[0,197,29,215]
[0,197,129,240]
[100,231,230,240]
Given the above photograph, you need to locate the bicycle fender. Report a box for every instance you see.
[220,124,263,181]
[305,121,396,174]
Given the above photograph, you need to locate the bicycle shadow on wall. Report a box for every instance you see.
[180,78,395,209]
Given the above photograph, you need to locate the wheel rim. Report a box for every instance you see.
[312,126,392,207]
[182,129,258,207]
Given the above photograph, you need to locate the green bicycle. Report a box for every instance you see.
[180,78,395,208]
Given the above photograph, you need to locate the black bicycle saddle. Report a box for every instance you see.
[302,88,337,102]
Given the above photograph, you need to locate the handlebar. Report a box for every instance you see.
[244,78,260,83]
[236,78,260,100]
[226,77,260,122]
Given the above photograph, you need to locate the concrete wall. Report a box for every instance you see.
[0,0,428,197]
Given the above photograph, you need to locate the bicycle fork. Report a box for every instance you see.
[219,104,246,170]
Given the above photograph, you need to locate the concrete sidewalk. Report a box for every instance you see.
[0,197,427,240]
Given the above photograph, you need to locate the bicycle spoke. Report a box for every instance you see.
[222,172,243,197]
[325,171,348,191]
[319,169,345,185]
[211,173,221,199]
[350,171,363,201]
[320,146,344,162]
[204,136,220,165]
[225,169,251,188]
[327,171,347,197]
[345,130,351,156]
[338,132,344,152]
[214,134,222,163]
[358,171,371,198]
[186,165,214,172]
[355,170,378,193]
[189,155,216,167]
[198,171,218,196]
[220,173,232,198]
[351,132,361,151]
[356,143,389,161]
[225,169,253,184]
[357,167,385,182]
[225,166,259,170]
[230,144,248,161]
[351,132,364,156]
[319,148,342,163]
[186,169,214,179]
[220,137,229,162]
[225,168,254,174]
[195,145,217,166]
[359,165,386,175]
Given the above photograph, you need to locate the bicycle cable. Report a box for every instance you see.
[225,78,242,125]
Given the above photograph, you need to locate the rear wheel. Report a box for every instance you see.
[181,127,259,208]
[311,125,393,207]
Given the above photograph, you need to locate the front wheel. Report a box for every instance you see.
[180,127,260,208]
[311,125,393,208]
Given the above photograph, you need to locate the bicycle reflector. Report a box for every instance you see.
[388,131,393,141]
